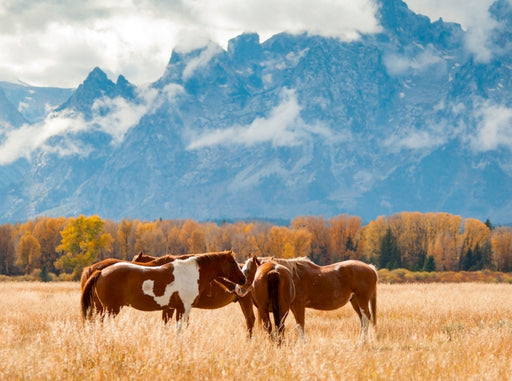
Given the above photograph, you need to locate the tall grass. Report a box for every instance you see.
[1,282,511,380]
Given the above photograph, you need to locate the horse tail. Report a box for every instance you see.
[80,265,93,291]
[370,264,378,326]
[268,271,280,329]
[81,269,101,320]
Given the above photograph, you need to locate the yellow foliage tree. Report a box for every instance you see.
[16,231,41,274]
[55,215,113,280]
[491,227,512,272]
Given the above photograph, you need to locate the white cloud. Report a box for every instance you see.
[405,0,501,63]
[471,101,512,151]
[383,44,443,76]
[0,0,506,87]
[186,88,333,150]
[90,86,159,144]
[0,110,88,165]
[383,119,455,153]
[0,84,172,165]
[385,129,445,151]
[182,43,224,81]
[0,0,381,87]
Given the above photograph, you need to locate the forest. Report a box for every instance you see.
[0,212,511,281]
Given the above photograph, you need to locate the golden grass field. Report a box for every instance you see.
[1,281,511,380]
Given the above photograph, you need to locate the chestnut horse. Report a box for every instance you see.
[81,251,246,332]
[261,257,378,343]
[236,256,295,344]
[132,251,256,336]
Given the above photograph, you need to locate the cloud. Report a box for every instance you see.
[383,44,444,76]
[0,0,506,88]
[186,88,333,150]
[90,86,159,144]
[0,84,172,165]
[471,101,512,151]
[405,0,501,63]
[383,120,454,153]
[0,0,380,87]
[188,0,381,43]
[182,42,224,81]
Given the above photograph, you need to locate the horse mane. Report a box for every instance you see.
[193,250,233,267]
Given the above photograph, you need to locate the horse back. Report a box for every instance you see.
[80,258,126,290]
[333,260,378,288]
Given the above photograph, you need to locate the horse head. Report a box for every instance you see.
[235,255,260,297]
[217,251,246,286]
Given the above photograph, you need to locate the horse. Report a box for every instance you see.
[236,256,295,344]
[132,251,256,336]
[79,251,189,317]
[260,257,378,344]
[81,251,246,332]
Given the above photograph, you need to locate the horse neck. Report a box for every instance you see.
[196,256,225,284]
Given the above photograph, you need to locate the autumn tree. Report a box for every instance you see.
[15,231,41,274]
[359,216,388,263]
[134,220,167,255]
[328,214,361,262]
[491,227,512,272]
[177,219,206,253]
[54,215,113,280]
[458,218,491,270]
[32,217,67,274]
[292,216,329,264]
[0,223,16,275]
[116,218,139,259]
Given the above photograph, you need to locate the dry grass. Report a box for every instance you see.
[1,282,512,380]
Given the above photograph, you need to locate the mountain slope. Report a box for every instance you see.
[1,0,511,224]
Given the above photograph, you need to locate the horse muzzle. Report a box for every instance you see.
[235,284,251,298]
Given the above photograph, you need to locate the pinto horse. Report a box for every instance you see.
[132,251,256,336]
[79,252,189,317]
[260,257,378,343]
[81,251,246,332]
[236,256,295,344]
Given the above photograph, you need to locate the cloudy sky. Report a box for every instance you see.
[0,0,499,88]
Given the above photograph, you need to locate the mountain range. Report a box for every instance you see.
[1,0,511,224]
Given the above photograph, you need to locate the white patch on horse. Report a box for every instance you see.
[141,258,200,308]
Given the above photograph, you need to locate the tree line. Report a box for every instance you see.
[0,212,511,281]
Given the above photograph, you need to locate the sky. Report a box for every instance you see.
[0,0,501,88]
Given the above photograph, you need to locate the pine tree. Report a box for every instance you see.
[379,227,401,269]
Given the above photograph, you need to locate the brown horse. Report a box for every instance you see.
[236,256,295,344]
[132,251,256,336]
[260,257,378,343]
[81,251,246,332]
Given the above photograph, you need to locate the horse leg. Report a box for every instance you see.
[290,304,306,339]
[162,308,175,324]
[258,309,272,337]
[239,296,256,338]
[175,305,192,334]
[351,294,372,344]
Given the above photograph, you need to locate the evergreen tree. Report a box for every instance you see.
[423,255,436,272]
[379,227,401,269]
[39,265,50,282]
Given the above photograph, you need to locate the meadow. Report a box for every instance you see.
[1,281,511,380]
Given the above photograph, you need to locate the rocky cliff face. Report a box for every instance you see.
[1,0,511,224]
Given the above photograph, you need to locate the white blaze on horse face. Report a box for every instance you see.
[141,258,200,308]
